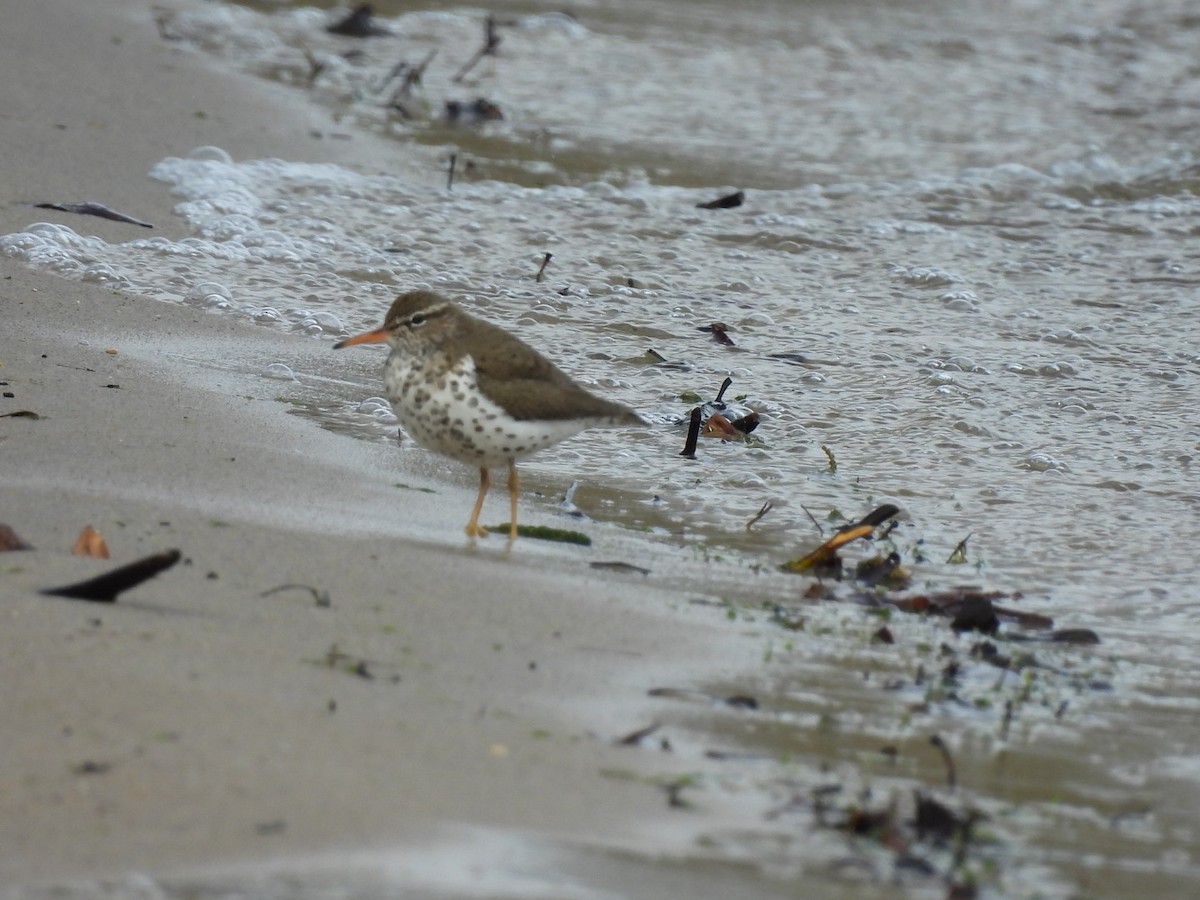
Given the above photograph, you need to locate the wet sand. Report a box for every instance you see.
[0,1,767,891]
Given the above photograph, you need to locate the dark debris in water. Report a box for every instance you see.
[326,3,392,38]
[697,190,745,210]
[782,503,901,574]
[444,97,504,125]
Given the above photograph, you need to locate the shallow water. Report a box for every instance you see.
[4,0,1199,895]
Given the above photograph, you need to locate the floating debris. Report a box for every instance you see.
[679,407,702,458]
[697,190,745,210]
[946,533,972,564]
[326,3,392,38]
[453,15,501,83]
[854,552,909,589]
[821,444,838,474]
[745,501,773,531]
[535,252,553,283]
[385,49,437,114]
[444,98,504,124]
[698,322,735,346]
[950,594,999,635]
[781,504,900,574]
[700,412,739,441]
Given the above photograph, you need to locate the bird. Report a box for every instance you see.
[334,289,641,540]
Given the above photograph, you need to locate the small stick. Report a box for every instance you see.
[679,408,702,459]
[714,376,733,403]
[384,48,437,100]
[260,583,332,608]
[446,153,457,191]
[452,15,501,83]
[745,501,773,531]
[947,533,972,564]
[800,504,824,535]
[535,252,552,283]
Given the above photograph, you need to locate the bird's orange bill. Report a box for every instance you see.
[333,327,389,349]
[782,522,876,573]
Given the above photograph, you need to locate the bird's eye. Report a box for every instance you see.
[410,314,427,327]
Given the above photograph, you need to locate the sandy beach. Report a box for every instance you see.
[0,2,771,893]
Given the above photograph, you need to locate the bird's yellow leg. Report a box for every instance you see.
[465,467,490,538]
[507,463,520,541]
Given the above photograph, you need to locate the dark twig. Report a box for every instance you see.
[260,583,332,608]
[745,501,773,531]
[800,504,824,536]
[453,15,501,83]
[385,49,438,111]
[714,376,733,403]
[679,408,702,459]
[326,3,392,38]
[535,252,553,283]
[42,549,182,603]
[947,533,972,564]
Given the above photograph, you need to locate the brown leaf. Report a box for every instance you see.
[72,525,110,559]
[700,413,739,440]
[0,524,34,552]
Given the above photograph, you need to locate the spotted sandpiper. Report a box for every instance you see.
[334,290,641,540]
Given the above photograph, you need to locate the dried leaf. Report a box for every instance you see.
[71,525,110,559]
[700,413,739,440]
[0,524,33,552]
